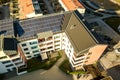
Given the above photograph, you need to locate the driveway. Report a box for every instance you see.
[6,51,72,80]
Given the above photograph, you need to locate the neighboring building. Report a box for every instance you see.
[0,10,107,74]
[59,0,85,15]
[99,42,120,80]
[0,35,26,74]
[18,0,43,19]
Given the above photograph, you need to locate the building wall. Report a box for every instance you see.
[0,50,25,73]
[19,39,40,60]
[85,45,108,65]
[53,33,63,51]
[0,51,9,73]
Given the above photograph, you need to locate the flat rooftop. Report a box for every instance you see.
[0,19,14,36]
[65,11,98,53]
[14,11,100,53]
[14,13,64,40]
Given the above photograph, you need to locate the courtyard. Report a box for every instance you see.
[5,51,72,80]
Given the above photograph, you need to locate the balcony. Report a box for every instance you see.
[46,36,52,41]
[38,38,45,43]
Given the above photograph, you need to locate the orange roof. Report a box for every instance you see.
[62,0,84,11]
[18,0,34,19]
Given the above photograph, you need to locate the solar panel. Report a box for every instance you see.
[14,14,64,40]
[0,19,14,36]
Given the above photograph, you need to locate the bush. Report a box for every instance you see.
[0,74,4,80]
[59,59,72,74]
[27,56,61,72]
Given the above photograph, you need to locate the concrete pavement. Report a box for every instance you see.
[6,51,72,80]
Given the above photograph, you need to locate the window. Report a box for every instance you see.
[12,58,20,62]
[38,38,45,43]
[32,50,39,53]
[27,56,31,58]
[26,52,30,54]
[6,64,14,67]
[22,43,26,47]
[54,36,60,39]
[55,40,60,43]
[31,46,37,49]
[41,48,46,51]
[29,41,37,45]
[0,56,7,59]
[24,48,28,51]
[34,54,40,57]
[48,46,53,49]
[2,61,11,64]
[55,44,60,47]
[46,36,52,41]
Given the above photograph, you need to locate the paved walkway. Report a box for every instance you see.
[6,51,72,80]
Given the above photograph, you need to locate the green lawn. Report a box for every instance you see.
[103,16,120,34]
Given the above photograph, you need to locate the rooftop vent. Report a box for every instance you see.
[70,24,76,30]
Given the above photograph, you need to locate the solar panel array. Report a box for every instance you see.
[0,19,14,36]
[15,14,64,40]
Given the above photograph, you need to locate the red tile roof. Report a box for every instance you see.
[61,0,84,11]
[18,0,34,19]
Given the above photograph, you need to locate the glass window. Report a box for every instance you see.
[2,61,11,64]
[22,43,26,47]
[31,46,37,49]
[32,50,39,53]
[29,41,37,45]
[0,56,7,59]
[26,52,30,54]
[24,48,28,51]
[27,56,31,58]
[6,64,14,67]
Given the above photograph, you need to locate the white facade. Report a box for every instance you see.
[19,39,40,60]
[0,51,25,74]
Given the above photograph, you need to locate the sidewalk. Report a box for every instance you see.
[6,51,72,80]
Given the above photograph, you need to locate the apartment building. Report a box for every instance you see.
[0,10,107,74]
[0,35,25,74]
[14,10,107,70]
[59,0,85,16]
[18,0,43,19]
